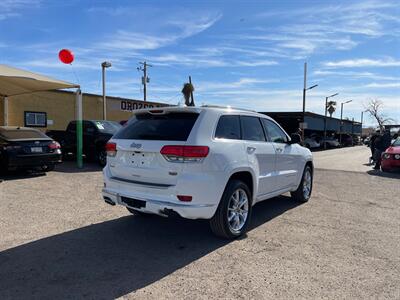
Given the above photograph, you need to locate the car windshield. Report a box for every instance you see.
[393,137,400,146]
[93,121,122,134]
[0,128,49,140]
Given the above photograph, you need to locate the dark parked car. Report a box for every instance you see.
[47,120,122,166]
[0,126,62,172]
[338,134,353,147]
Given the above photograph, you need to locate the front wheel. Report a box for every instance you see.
[210,180,252,239]
[291,165,313,202]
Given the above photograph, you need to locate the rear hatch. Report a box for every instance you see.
[108,110,200,187]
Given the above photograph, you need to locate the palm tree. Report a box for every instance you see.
[181,83,195,106]
[327,101,337,117]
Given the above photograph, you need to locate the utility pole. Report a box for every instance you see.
[138,61,152,102]
[189,75,194,106]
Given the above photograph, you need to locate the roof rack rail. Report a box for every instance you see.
[200,105,256,112]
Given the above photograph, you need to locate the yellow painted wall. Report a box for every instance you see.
[3,90,166,130]
[0,97,4,126]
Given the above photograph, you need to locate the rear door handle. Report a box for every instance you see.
[247,146,256,153]
[276,148,283,153]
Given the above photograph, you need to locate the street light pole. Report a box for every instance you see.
[323,93,339,149]
[302,62,307,143]
[301,62,318,142]
[101,61,112,120]
[339,100,352,145]
[361,111,364,126]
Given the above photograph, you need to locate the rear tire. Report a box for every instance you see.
[97,149,107,167]
[291,165,313,203]
[210,180,252,239]
[45,164,55,171]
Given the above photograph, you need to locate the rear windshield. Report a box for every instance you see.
[114,112,199,141]
[93,121,122,134]
[0,129,49,140]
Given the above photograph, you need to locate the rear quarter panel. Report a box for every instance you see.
[184,110,257,206]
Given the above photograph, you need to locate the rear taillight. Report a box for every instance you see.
[160,145,209,163]
[177,195,192,202]
[49,141,61,149]
[106,142,117,157]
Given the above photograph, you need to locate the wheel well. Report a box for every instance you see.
[228,171,253,196]
[305,161,314,173]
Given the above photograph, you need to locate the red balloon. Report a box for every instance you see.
[58,49,74,64]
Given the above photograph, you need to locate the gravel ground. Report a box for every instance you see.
[313,145,374,173]
[0,150,399,299]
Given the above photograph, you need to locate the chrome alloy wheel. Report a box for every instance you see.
[227,188,249,233]
[303,169,312,199]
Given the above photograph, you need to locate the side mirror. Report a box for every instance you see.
[289,133,301,145]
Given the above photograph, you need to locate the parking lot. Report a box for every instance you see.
[0,146,399,299]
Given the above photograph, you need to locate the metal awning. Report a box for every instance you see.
[0,64,83,168]
[0,64,79,97]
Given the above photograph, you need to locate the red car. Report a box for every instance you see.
[381,138,400,172]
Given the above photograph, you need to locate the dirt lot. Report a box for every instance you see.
[0,147,399,299]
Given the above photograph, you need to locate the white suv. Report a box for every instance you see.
[102,106,313,238]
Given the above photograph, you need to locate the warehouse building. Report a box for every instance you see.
[0,90,167,130]
[260,111,362,136]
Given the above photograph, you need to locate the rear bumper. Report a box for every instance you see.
[102,166,221,219]
[102,188,216,219]
[6,153,62,169]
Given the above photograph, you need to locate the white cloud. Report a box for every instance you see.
[87,6,128,16]
[364,82,400,88]
[244,0,399,56]
[167,13,222,39]
[313,70,400,81]
[324,58,400,68]
[0,0,41,21]
[146,52,278,68]
[235,60,278,67]
[98,14,221,51]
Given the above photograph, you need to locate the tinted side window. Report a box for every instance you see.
[215,115,241,140]
[240,116,266,141]
[83,122,96,134]
[114,112,199,141]
[262,119,288,143]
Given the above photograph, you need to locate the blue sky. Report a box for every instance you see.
[0,0,399,126]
